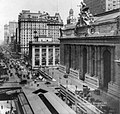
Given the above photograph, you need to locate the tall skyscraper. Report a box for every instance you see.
[18,10,63,54]
[83,0,120,15]
[106,0,120,11]
[4,24,9,44]
[4,21,18,45]
[9,21,18,43]
[83,0,106,15]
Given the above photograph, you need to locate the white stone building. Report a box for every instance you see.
[29,37,60,69]
[18,10,63,55]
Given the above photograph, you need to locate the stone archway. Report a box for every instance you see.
[103,50,111,89]
[82,48,87,81]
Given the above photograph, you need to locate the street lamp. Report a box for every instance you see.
[63,73,69,88]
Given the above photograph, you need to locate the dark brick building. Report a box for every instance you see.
[83,0,106,15]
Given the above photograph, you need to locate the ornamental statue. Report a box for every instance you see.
[78,2,94,26]
[74,2,94,35]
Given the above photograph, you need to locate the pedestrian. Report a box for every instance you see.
[10,73,12,77]
[1,105,3,109]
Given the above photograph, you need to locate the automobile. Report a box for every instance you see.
[44,81,51,85]
[19,80,27,84]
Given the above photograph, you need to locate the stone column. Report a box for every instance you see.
[87,46,89,74]
[39,46,42,66]
[64,44,66,66]
[94,46,97,77]
[53,46,55,66]
[80,46,83,79]
[100,47,104,88]
[71,45,73,69]
[89,46,92,75]
[111,47,115,82]
[96,47,98,77]
[78,45,81,79]
[46,46,49,66]
[98,47,101,87]
[74,45,76,70]
[76,45,80,70]
[72,45,75,70]
[32,46,35,68]
[67,45,70,72]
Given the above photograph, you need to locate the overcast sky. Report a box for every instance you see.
[0,0,82,44]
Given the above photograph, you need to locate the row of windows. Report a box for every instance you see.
[21,28,59,31]
[21,30,59,33]
[21,23,46,25]
[34,48,60,66]
[21,26,47,29]
[21,25,60,29]
[21,32,59,37]
[21,23,60,29]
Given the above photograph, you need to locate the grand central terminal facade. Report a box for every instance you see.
[59,8,120,100]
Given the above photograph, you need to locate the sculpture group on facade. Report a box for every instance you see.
[74,2,94,35]
[60,2,95,37]
[78,2,94,26]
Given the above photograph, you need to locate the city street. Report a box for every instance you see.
[1,0,120,113]
[0,59,118,113]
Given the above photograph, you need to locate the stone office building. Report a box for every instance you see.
[83,0,120,15]
[29,37,60,69]
[59,4,120,99]
[18,10,63,55]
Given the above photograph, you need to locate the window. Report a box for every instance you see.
[42,48,46,65]
[55,48,60,65]
[48,48,53,65]
[35,48,39,66]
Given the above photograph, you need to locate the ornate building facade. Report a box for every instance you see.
[4,24,9,44]
[29,37,60,69]
[18,10,63,54]
[59,4,120,100]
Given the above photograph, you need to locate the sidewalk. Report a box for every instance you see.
[49,68,119,114]
[4,64,119,113]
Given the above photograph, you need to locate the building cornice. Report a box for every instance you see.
[59,35,120,45]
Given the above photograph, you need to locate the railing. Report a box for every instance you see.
[18,92,34,114]
[38,70,52,81]
[59,84,103,114]
[58,65,66,73]
[85,74,99,89]
[70,68,79,78]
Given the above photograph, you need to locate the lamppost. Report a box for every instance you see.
[63,73,69,88]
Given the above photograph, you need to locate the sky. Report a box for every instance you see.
[0,0,82,44]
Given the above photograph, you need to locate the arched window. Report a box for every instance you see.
[103,49,111,89]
